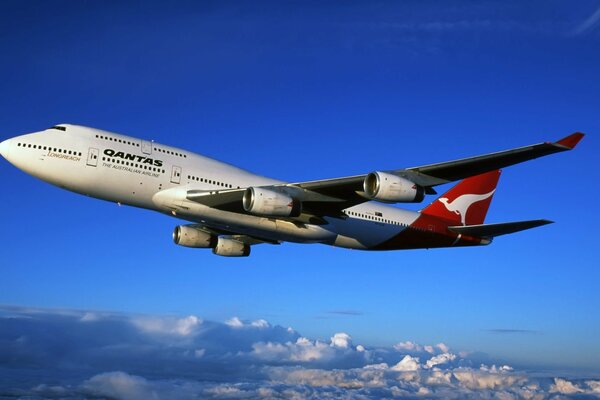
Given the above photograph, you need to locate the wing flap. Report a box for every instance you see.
[187,189,246,213]
[188,224,280,245]
[448,219,553,238]
[227,234,281,246]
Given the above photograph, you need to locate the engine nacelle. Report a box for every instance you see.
[173,225,217,248]
[363,171,425,203]
[242,187,301,217]
[212,237,250,257]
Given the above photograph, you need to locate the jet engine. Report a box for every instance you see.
[212,237,250,257]
[242,187,301,217]
[363,171,425,203]
[173,225,217,248]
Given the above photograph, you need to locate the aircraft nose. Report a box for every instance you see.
[0,138,11,159]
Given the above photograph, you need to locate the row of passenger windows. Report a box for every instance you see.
[346,210,405,226]
[95,134,140,147]
[155,147,186,158]
[94,133,187,159]
[187,175,240,189]
[102,157,165,173]
[17,142,82,157]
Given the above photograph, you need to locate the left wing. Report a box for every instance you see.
[186,132,584,220]
[188,223,280,245]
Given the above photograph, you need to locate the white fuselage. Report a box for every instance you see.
[0,124,426,250]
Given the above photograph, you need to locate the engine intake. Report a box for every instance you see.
[243,187,301,217]
[363,172,425,203]
[173,225,217,248]
[213,237,250,257]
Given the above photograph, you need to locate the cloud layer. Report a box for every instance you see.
[1,306,599,399]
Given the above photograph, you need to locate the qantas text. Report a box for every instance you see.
[104,149,163,167]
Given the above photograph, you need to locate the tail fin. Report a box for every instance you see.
[421,170,501,226]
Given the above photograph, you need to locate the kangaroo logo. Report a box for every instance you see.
[438,189,496,226]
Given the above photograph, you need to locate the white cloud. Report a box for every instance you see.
[425,370,453,386]
[393,340,422,352]
[573,5,600,36]
[549,377,584,394]
[2,305,599,400]
[80,312,100,322]
[363,363,388,370]
[424,345,435,354]
[391,355,420,372]
[204,385,247,398]
[132,315,202,336]
[250,319,269,328]
[226,317,271,330]
[453,368,525,390]
[425,352,457,369]
[251,337,334,362]
[225,317,244,328]
[393,340,451,356]
[587,380,600,393]
[330,332,352,349]
[480,364,513,373]
[83,372,159,400]
[436,343,450,353]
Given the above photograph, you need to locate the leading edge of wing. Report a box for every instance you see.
[397,132,585,186]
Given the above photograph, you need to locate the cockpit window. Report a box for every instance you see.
[50,126,66,131]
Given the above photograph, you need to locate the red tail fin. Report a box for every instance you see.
[421,170,501,226]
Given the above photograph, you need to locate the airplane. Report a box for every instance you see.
[0,125,584,257]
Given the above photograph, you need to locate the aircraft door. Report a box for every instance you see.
[141,140,152,155]
[170,165,182,184]
[86,148,99,167]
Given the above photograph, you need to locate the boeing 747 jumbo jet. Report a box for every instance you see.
[0,125,584,257]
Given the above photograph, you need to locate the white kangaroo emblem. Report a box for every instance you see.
[438,189,496,226]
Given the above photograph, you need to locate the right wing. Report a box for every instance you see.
[393,132,584,186]
[186,133,584,220]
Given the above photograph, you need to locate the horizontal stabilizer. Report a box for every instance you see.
[448,219,553,238]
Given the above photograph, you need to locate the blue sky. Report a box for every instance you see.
[1,1,599,396]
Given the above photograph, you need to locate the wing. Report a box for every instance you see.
[448,219,553,238]
[189,224,280,245]
[186,133,584,220]
[395,132,584,186]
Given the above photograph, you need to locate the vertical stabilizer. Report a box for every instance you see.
[420,170,501,226]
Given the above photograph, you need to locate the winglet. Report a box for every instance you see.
[556,132,585,149]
